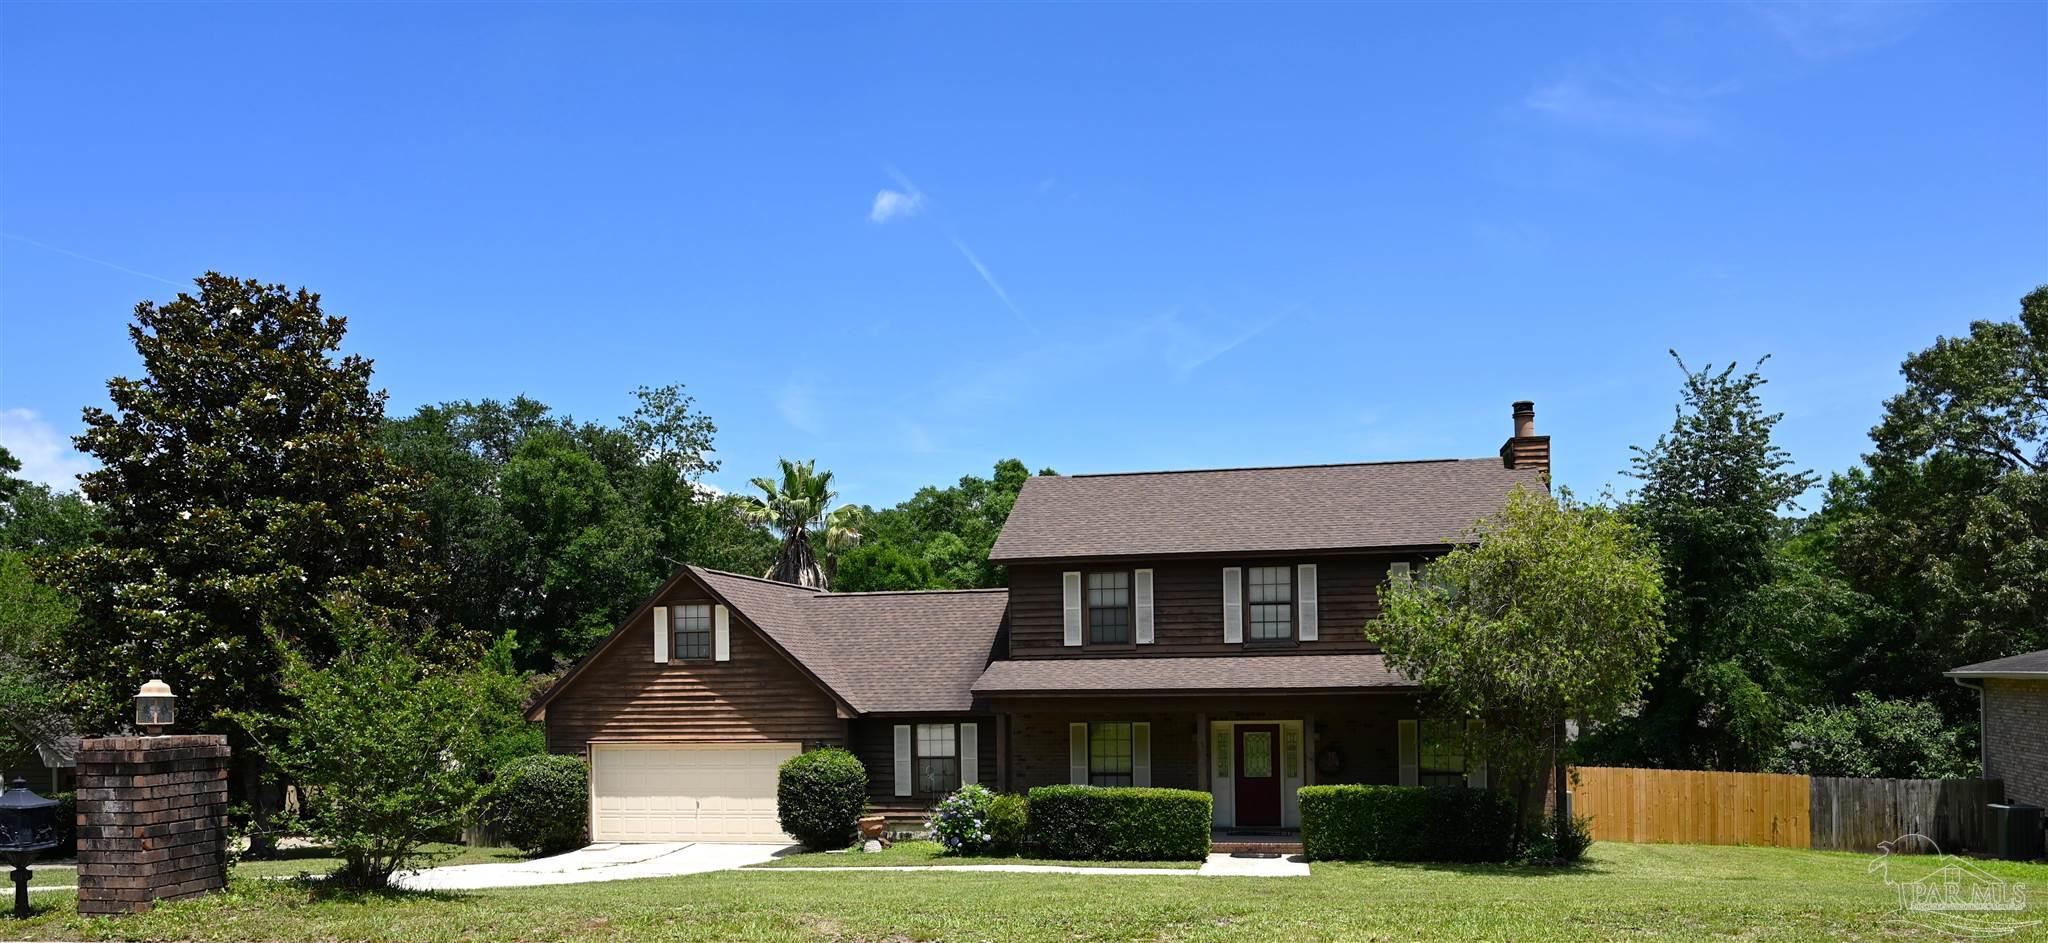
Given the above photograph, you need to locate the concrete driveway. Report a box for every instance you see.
[392,842,792,890]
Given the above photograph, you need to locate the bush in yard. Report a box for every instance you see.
[236,600,525,889]
[986,792,1029,856]
[1525,811,1595,863]
[928,784,996,855]
[1298,785,1519,862]
[776,748,867,849]
[1027,786,1210,861]
[50,790,75,857]
[477,754,589,855]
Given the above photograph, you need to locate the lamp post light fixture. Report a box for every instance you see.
[135,678,177,734]
[0,779,58,919]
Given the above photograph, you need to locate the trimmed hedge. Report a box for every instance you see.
[777,748,867,850]
[1299,784,1518,862]
[986,792,1029,856]
[476,754,589,854]
[1026,785,1211,861]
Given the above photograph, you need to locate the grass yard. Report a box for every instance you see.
[753,840,1203,869]
[11,842,2048,942]
[24,843,528,888]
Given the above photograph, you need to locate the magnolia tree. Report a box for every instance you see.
[1373,486,1665,844]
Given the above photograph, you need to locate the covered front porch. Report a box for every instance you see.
[981,689,1423,830]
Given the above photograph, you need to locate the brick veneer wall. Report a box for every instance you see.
[74,735,230,916]
[1984,679,2048,807]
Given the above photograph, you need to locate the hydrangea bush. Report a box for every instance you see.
[927,784,996,854]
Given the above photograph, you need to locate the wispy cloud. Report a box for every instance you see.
[950,238,1026,326]
[868,188,923,224]
[1523,70,1733,141]
[0,408,95,490]
[776,382,820,434]
[871,166,1032,327]
[1151,308,1291,379]
[1748,1,1928,60]
[2,232,182,287]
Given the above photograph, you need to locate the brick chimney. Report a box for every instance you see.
[1499,400,1550,477]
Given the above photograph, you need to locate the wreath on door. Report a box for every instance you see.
[1315,743,1344,776]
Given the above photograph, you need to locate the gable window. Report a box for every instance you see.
[916,724,958,794]
[1086,571,1131,645]
[1418,718,1467,787]
[1247,566,1294,641]
[672,604,713,660]
[1088,722,1134,787]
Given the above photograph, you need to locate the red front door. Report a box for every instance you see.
[1234,724,1281,827]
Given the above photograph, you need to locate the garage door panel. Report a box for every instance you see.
[590,743,799,843]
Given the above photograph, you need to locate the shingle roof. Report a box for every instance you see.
[987,458,1546,562]
[1946,649,2048,678]
[692,568,1007,714]
[972,653,1416,695]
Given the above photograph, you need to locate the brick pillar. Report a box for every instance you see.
[74,735,230,916]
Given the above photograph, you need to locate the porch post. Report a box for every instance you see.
[996,712,1010,792]
[1196,711,1209,791]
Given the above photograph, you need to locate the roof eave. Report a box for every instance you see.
[986,542,1470,565]
[1943,670,2048,681]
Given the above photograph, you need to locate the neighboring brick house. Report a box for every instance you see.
[526,402,1551,843]
[1948,650,2048,808]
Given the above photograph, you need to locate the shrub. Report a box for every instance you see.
[777,748,867,849]
[928,784,996,854]
[1525,811,1595,863]
[1771,692,1976,779]
[1298,785,1518,862]
[477,754,589,855]
[1027,785,1210,861]
[986,792,1029,856]
[50,790,75,857]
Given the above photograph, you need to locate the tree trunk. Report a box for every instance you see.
[1552,717,1569,849]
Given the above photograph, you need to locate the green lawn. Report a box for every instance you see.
[25,843,527,888]
[12,842,2048,941]
[753,840,1202,869]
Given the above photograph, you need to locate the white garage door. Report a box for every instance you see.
[590,742,801,843]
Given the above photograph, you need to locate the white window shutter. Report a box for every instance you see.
[651,606,669,664]
[1297,564,1319,641]
[1398,719,1419,786]
[1389,561,1411,583]
[713,605,731,662]
[1069,723,1088,785]
[893,725,913,797]
[1134,722,1152,787]
[1222,567,1243,643]
[1134,569,1155,644]
[960,723,979,787]
[1466,718,1487,789]
[1062,571,1083,646]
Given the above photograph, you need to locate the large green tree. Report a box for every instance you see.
[834,458,1047,591]
[1583,356,1822,771]
[1374,486,1666,841]
[382,390,772,669]
[1825,286,2048,720]
[45,275,461,819]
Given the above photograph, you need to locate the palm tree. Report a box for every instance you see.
[745,458,864,588]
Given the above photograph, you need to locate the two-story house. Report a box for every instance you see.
[525,401,1551,844]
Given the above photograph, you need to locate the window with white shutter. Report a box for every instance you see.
[651,606,669,664]
[960,723,979,787]
[713,604,731,661]
[893,725,913,797]
[1398,719,1419,786]
[1297,564,1319,641]
[1134,569,1155,644]
[1068,723,1088,785]
[1062,571,1083,647]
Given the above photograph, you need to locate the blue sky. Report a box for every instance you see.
[2,2,2042,510]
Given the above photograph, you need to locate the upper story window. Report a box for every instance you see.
[672,604,713,660]
[916,723,958,794]
[1247,565,1293,641]
[1418,718,1467,787]
[1086,571,1131,645]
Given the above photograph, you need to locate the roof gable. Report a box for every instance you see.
[988,458,1546,562]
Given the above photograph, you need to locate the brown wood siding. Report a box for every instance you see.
[996,692,1418,792]
[1008,555,1430,659]
[848,716,1000,813]
[545,579,846,757]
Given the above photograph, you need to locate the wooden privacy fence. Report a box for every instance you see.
[1573,766,1812,848]
[1572,767,2004,853]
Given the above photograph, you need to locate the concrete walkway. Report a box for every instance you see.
[392,842,791,890]
[751,852,1308,878]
